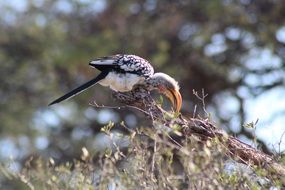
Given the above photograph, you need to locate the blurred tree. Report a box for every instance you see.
[0,0,285,175]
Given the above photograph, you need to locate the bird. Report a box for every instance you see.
[49,54,182,112]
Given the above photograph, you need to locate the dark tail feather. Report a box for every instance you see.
[48,71,108,106]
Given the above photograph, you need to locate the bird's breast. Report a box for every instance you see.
[98,72,145,92]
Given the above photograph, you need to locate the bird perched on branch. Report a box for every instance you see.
[49,54,182,112]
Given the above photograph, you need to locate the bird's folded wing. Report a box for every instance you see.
[89,54,154,77]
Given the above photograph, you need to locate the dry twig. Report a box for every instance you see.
[112,86,285,185]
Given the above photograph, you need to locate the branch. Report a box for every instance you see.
[112,86,285,185]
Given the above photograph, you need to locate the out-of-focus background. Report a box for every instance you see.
[1,0,285,180]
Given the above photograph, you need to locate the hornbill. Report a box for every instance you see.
[49,54,182,112]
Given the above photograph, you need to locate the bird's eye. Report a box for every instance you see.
[158,85,164,92]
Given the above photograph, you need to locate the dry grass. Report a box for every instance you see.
[0,125,275,190]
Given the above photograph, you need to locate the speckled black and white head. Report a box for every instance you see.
[146,72,182,112]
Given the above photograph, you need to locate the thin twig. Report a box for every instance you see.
[111,86,285,186]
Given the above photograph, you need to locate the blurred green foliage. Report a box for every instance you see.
[0,129,275,189]
[1,0,285,188]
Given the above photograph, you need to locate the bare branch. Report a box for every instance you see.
[112,86,285,186]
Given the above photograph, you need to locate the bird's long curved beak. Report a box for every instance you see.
[164,88,182,112]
